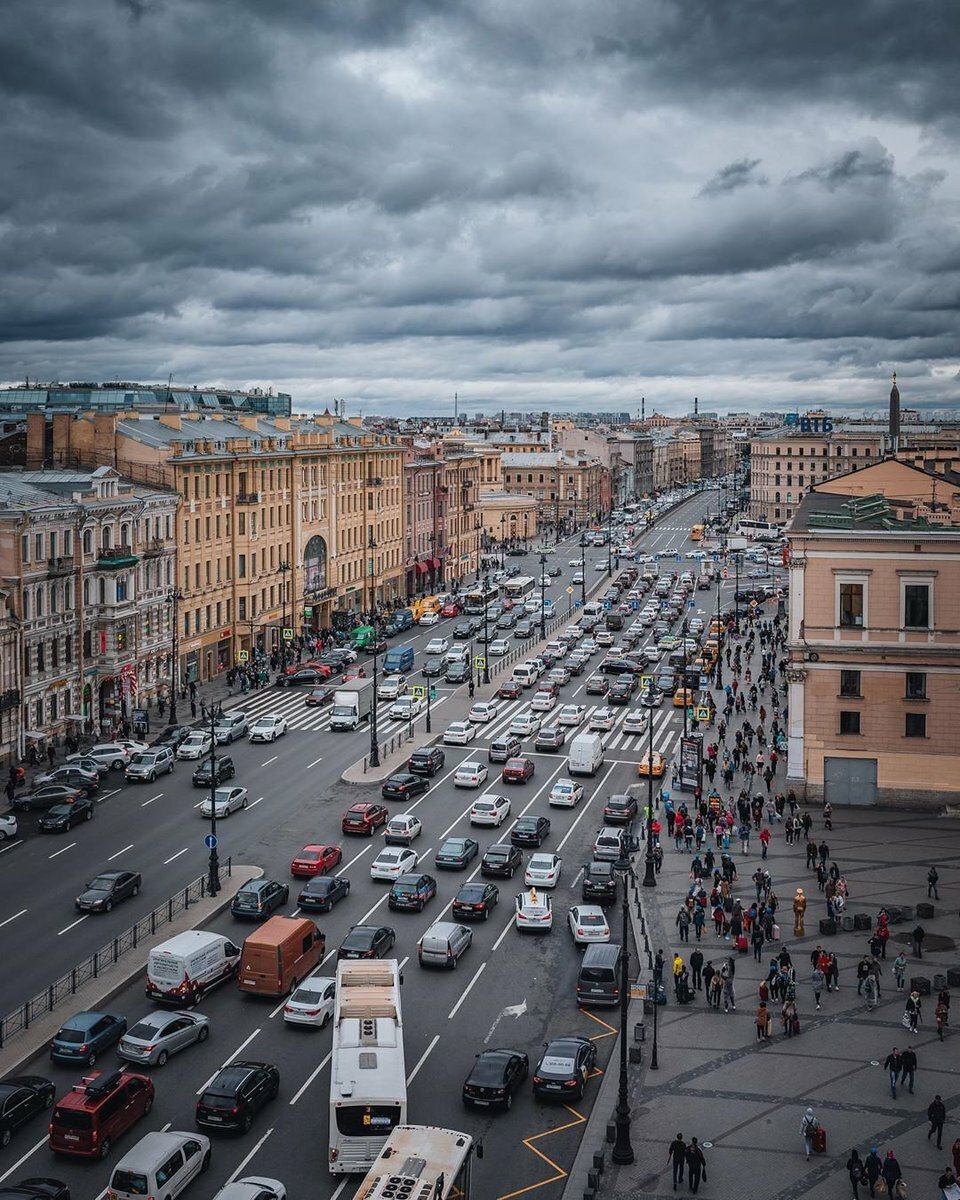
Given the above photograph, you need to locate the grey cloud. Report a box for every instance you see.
[699,158,767,197]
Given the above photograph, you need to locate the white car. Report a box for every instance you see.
[595,630,614,647]
[469,793,512,826]
[640,687,664,708]
[685,549,706,560]
[249,715,288,742]
[377,675,407,700]
[385,813,422,844]
[544,640,567,659]
[443,720,477,745]
[572,572,584,585]
[515,888,553,933]
[589,707,616,732]
[283,973,336,1028]
[568,904,612,945]
[548,779,584,808]
[212,1179,287,1200]
[199,786,248,817]
[370,847,419,881]
[594,561,608,571]
[0,813,17,841]
[530,690,556,712]
[418,611,440,626]
[509,712,542,737]
[623,709,649,735]
[468,701,500,724]
[489,639,510,656]
[454,760,489,788]
[579,639,598,656]
[425,637,450,655]
[176,732,213,760]
[603,647,625,661]
[557,704,586,726]
[116,739,152,757]
[568,558,581,567]
[524,852,562,888]
[389,695,424,721]
[538,575,551,586]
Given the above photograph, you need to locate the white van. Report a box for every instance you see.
[146,930,241,1005]
[568,732,605,777]
[513,664,539,689]
[107,1130,210,1199]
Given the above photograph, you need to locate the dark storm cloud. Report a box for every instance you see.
[0,0,956,413]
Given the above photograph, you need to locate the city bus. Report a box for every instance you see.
[353,1125,481,1200]
[461,582,499,616]
[329,960,406,1175]
[690,523,704,542]
[736,517,784,542]
[501,575,536,601]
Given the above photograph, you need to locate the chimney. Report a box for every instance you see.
[889,372,900,455]
[641,396,645,422]
[25,412,46,469]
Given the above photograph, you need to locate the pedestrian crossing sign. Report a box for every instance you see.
[282,627,294,641]
[411,685,426,699]
[640,674,653,687]
[474,656,486,669]
[695,706,711,721]
[238,650,249,663]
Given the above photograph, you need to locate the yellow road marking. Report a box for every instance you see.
[578,1007,618,1039]
[497,1107,586,1200]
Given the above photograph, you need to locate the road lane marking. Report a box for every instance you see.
[329,1181,350,1200]
[96,788,121,803]
[108,842,134,861]
[406,1034,439,1085]
[141,792,164,806]
[0,839,23,855]
[248,797,263,808]
[196,1028,262,1094]
[557,764,618,854]
[48,842,77,860]
[341,844,373,871]
[290,1051,332,1105]
[307,755,324,768]
[163,847,189,864]
[58,915,88,936]
[448,962,486,1019]
[260,755,278,767]
[492,915,514,951]
[223,1127,274,1185]
[484,998,528,1044]
[0,908,27,929]
[0,1134,47,1183]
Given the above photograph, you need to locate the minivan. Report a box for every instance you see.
[49,1068,154,1158]
[106,1129,211,1200]
[417,920,473,968]
[383,644,415,675]
[513,664,539,689]
[146,931,241,1006]
[576,943,623,1006]
[238,916,325,996]
[567,732,605,777]
[124,747,175,783]
[593,827,626,862]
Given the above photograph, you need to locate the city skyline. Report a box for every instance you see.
[1,0,957,416]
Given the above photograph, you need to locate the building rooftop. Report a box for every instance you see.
[791,490,960,535]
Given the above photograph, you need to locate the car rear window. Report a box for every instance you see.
[53,1106,93,1128]
[111,1169,150,1194]
[56,1028,86,1043]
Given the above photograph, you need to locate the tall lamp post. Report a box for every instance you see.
[277,560,290,665]
[714,567,724,691]
[481,575,491,685]
[368,532,380,769]
[166,587,183,725]
[607,502,613,577]
[611,849,635,1165]
[642,711,657,888]
[538,552,547,639]
[681,615,690,739]
[579,534,587,608]
[206,700,224,896]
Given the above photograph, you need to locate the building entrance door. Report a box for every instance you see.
[823,756,877,806]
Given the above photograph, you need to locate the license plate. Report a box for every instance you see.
[473,1099,490,1107]
[65,1134,80,1142]
[205,1115,223,1122]
[545,1082,561,1090]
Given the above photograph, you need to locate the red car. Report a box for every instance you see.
[287,659,334,679]
[290,843,343,877]
[497,680,521,700]
[440,602,461,617]
[502,757,535,784]
[341,802,389,836]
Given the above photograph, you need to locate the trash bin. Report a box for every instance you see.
[634,1022,646,1043]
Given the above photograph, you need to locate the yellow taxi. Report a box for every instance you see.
[638,751,666,778]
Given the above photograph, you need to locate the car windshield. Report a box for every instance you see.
[129,754,152,765]
[87,878,113,891]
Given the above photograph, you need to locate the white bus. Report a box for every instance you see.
[329,960,406,1175]
[736,517,784,542]
[501,575,536,601]
[353,1125,480,1200]
[461,582,499,615]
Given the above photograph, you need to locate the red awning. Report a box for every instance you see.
[414,561,429,575]
[431,557,442,570]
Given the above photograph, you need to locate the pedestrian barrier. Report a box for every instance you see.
[0,858,233,1048]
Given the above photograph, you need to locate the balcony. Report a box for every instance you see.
[96,545,140,570]
[142,537,165,557]
[46,555,75,576]
[237,492,260,505]
[366,477,383,488]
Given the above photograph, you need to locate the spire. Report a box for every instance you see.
[694,395,699,416]
[888,370,900,456]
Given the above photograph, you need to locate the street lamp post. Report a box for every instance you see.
[482,575,491,685]
[734,552,741,632]
[607,503,613,577]
[681,615,690,739]
[166,588,183,725]
[642,711,657,888]
[538,552,547,639]
[206,700,224,896]
[579,534,587,608]
[611,850,635,1165]
[714,569,724,690]
[278,561,290,666]
[368,532,380,769]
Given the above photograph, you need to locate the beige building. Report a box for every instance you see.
[402,439,483,595]
[785,459,960,808]
[500,450,603,533]
[0,588,19,769]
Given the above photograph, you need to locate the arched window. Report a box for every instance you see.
[101,526,113,551]
[64,580,73,609]
[83,528,93,555]
[49,583,58,613]
[98,578,106,604]
[120,521,131,547]
[22,590,30,619]
[35,587,44,617]
[83,578,90,606]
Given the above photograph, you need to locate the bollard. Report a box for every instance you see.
[647,948,653,968]
[587,1170,601,1190]
[606,1122,616,1144]
[592,1152,605,1172]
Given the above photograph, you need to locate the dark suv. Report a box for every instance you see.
[407,747,445,777]
[195,1060,280,1133]
[582,860,618,905]
[192,755,235,787]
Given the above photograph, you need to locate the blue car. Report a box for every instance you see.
[50,1010,127,1066]
[388,873,438,912]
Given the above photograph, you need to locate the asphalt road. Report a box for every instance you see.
[0,489,771,1200]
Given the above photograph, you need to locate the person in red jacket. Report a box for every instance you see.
[759,827,771,859]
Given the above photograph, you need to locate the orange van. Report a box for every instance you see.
[237,916,325,997]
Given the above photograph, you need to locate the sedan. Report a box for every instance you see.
[176,732,212,760]
[532,1037,598,1101]
[0,813,17,842]
[462,1048,529,1111]
[384,813,422,845]
[508,713,541,737]
[557,704,586,726]
[388,872,438,912]
[304,687,335,708]
[534,726,566,752]
[548,779,583,808]
[289,844,342,878]
[230,879,289,920]
[511,815,551,847]
[75,870,141,913]
[381,772,430,801]
[481,843,523,878]
[341,802,389,836]
[453,621,476,640]
[622,709,649,735]
[567,905,611,945]
[37,798,94,832]
[488,735,522,763]
[639,687,664,708]
[199,786,248,818]
[443,721,477,745]
[452,882,500,921]
[488,639,510,657]
[12,784,83,812]
[440,602,461,618]
[337,925,396,960]
[589,707,616,732]
[524,853,562,889]
[0,1076,56,1147]
[530,691,556,712]
[603,793,639,824]
[496,681,521,700]
[32,765,99,795]
[425,637,450,655]
[502,757,535,784]
[418,611,440,626]
[249,715,288,743]
[454,761,488,789]
[118,1010,210,1067]
[370,847,419,881]
[638,751,666,777]
[468,701,499,724]
[283,973,336,1029]
[297,875,350,912]
[435,837,480,870]
[469,793,511,826]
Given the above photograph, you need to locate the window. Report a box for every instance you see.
[905,672,926,699]
[905,712,926,738]
[839,670,861,697]
[838,582,864,627]
[903,583,930,629]
[21,534,29,563]
[839,710,861,735]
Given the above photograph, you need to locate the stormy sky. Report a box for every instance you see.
[1,0,958,417]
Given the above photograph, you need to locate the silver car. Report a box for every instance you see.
[199,786,249,818]
[118,1009,210,1066]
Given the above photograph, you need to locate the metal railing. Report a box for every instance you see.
[0,859,232,1048]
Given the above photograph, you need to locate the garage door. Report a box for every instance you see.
[823,757,877,807]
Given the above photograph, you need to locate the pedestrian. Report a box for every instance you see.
[928,1094,946,1150]
[880,1151,902,1198]
[676,906,691,943]
[883,1047,902,1099]
[954,1138,960,1181]
[752,924,765,963]
[811,966,825,1011]
[689,948,704,991]
[905,990,922,1033]
[863,973,879,1011]
[913,923,926,958]
[653,949,665,987]
[756,1000,771,1042]
[928,865,940,900]
[721,961,735,1012]
[899,1045,917,1094]
[846,1149,865,1200]
[692,905,705,940]
[667,1133,687,1190]
[936,997,949,1041]
[190,698,197,719]
[759,826,770,859]
[800,1108,819,1161]
[864,1148,883,1198]
[893,953,907,992]
[673,953,685,993]
[827,953,840,992]
[939,1167,958,1194]
[685,1138,707,1193]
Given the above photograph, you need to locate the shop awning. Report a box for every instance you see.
[414,562,429,575]
[431,557,442,570]
[22,730,46,740]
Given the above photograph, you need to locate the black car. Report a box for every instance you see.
[603,794,638,824]
[444,661,471,684]
[506,548,527,557]
[150,725,192,749]
[13,784,83,813]
[496,613,517,630]
[607,680,635,705]
[452,622,472,640]
[435,837,480,870]
[192,755,235,787]
[481,844,523,878]
[452,882,500,921]
[229,879,289,921]
[0,1076,56,1148]
[275,668,327,688]
[534,726,566,752]
[196,1060,279,1133]
[0,1182,69,1200]
[513,621,534,639]
[34,766,99,797]
[407,747,445,777]
[422,657,446,678]
[75,870,142,913]
[548,566,562,577]
[582,860,618,904]
[298,875,350,912]
[532,1036,598,1101]
[510,815,551,847]
[566,656,586,676]
[388,873,438,913]
[462,1048,529,1110]
[37,798,95,833]
[488,735,522,764]
[381,772,430,802]
[338,925,396,960]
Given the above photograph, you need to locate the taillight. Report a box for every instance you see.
[79,1043,88,1054]
[563,1079,578,1088]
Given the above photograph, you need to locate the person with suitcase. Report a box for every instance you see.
[801,1108,820,1160]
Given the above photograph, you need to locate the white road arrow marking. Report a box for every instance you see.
[483,997,527,1044]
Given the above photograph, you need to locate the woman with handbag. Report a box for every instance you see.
[881,1151,902,1198]
[847,1149,866,1199]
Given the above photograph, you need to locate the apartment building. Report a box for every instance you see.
[500,450,603,533]
[785,459,960,808]
[0,589,19,768]
[402,440,483,596]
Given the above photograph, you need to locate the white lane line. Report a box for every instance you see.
[108,842,134,861]
[0,908,28,929]
[406,1034,440,1085]
[163,847,189,864]
[141,793,162,807]
[329,1181,350,1200]
[48,841,77,860]
[248,797,262,809]
[196,1028,262,1094]
[96,788,121,803]
[0,839,23,855]
[289,1051,333,1105]
[260,755,279,767]
[58,915,88,936]
[223,1127,274,1185]
[341,844,373,871]
[306,755,324,768]
[0,1134,47,1183]
[492,915,514,951]
[448,962,486,1019]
